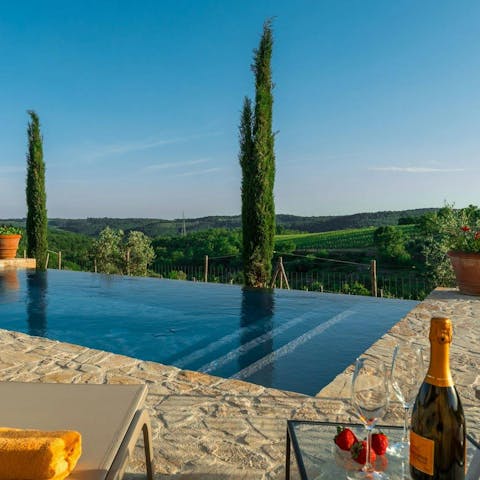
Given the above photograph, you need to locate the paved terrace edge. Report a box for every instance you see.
[0,288,478,479]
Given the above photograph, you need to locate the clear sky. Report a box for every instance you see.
[1,0,479,219]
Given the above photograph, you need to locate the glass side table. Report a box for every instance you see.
[286,420,480,480]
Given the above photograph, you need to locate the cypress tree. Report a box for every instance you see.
[239,97,256,284]
[26,110,48,270]
[239,20,276,287]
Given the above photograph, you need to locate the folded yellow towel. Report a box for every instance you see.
[0,428,82,480]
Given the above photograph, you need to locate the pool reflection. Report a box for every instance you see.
[0,269,20,303]
[238,287,275,384]
[27,271,48,337]
[0,269,19,290]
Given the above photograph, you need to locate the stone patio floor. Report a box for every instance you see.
[0,288,479,479]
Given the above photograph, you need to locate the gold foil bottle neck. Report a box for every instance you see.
[425,316,453,387]
[429,317,453,345]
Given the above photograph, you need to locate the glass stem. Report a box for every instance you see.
[402,405,409,443]
[364,426,374,472]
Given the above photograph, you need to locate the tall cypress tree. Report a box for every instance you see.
[239,20,276,288]
[239,97,256,284]
[26,110,48,271]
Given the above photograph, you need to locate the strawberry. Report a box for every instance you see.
[371,432,388,455]
[334,426,358,451]
[376,454,389,472]
[351,440,377,465]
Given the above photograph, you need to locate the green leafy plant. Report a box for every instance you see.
[310,281,324,292]
[435,205,480,254]
[168,270,187,281]
[0,225,23,235]
[91,227,155,276]
[341,281,370,296]
[420,204,480,287]
[373,225,411,263]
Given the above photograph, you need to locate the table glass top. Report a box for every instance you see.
[289,421,478,480]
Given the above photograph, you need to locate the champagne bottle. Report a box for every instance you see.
[410,316,466,479]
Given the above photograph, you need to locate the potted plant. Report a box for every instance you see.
[0,225,23,260]
[436,205,480,295]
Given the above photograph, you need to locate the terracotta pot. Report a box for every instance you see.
[0,234,21,260]
[3,269,19,290]
[447,251,480,296]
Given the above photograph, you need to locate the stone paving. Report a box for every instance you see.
[0,288,478,479]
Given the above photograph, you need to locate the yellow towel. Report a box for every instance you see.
[0,428,82,480]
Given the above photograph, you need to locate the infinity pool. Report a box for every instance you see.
[0,269,417,395]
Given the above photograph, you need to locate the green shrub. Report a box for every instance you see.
[168,270,187,280]
[310,281,324,292]
[0,225,23,235]
[341,281,370,296]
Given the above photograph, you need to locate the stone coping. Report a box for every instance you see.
[0,288,478,478]
[0,258,36,269]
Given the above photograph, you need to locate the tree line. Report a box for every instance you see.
[5,208,435,239]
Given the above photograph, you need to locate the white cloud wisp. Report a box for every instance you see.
[369,166,466,173]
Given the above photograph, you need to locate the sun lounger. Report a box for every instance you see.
[0,382,153,480]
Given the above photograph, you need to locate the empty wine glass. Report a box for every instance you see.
[389,343,424,457]
[348,357,390,480]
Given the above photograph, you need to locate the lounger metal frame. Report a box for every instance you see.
[106,408,154,480]
[0,382,154,480]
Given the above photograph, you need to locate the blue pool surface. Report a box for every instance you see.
[0,269,418,396]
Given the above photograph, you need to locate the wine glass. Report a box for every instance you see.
[348,357,390,480]
[389,343,424,457]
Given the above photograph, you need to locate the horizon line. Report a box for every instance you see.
[0,206,442,223]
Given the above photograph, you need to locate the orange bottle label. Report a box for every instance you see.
[410,431,434,475]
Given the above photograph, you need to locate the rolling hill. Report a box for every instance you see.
[2,207,437,237]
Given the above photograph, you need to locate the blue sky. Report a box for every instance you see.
[1,0,479,219]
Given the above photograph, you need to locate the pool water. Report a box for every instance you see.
[0,269,417,396]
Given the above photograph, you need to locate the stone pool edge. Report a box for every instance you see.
[0,288,478,479]
[317,288,480,405]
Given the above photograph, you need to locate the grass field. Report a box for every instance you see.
[275,224,418,251]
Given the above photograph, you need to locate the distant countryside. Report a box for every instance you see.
[3,207,452,300]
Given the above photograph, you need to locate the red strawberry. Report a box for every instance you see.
[377,454,389,472]
[351,440,377,465]
[334,426,358,451]
[371,432,388,455]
